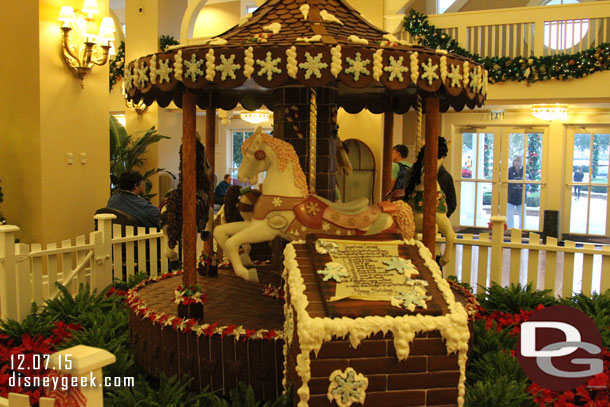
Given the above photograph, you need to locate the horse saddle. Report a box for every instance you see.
[293,195,382,230]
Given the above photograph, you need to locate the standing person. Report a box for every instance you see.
[107,171,160,228]
[214,174,232,205]
[388,144,411,201]
[507,156,524,229]
[573,166,584,199]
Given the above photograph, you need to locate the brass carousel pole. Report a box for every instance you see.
[423,96,440,256]
[204,105,216,255]
[182,91,197,288]
[382,112,394,199]
[309,88,317,195]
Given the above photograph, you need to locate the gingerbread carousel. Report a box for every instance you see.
[124,0,486,405]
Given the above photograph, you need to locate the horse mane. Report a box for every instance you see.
[405,137,449,198]
[242,132,309,197]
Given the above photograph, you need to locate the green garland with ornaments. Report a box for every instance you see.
[403,10,610,84]
[109,41,125,92]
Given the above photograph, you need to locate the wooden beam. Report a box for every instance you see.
[182,92,197,288]
[204,106,216,255]
[423,97,439,257]
[382,112,394,199]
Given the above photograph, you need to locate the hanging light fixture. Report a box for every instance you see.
[531,104,568,121]
[240,110,272,124]
[58,0,115,80]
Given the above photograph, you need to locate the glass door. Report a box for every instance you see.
[458,131,497,228]
[501,130,545,231]
[567,130,609,235]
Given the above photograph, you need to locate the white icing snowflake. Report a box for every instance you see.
[215,54,241,81]
[184,53,204,81]
[136,61,149,87]
[391,284,431,312]
[470,69,482,91]
[383,56,409,82]
[256,51,282,81]
[299,52,328,79]
[345,52,370,82]
[382,257,418,278]
[317,262,349,282]
[301,225,308,232]
[157,59,173,83]
[327,368,368,407]
[447,64,463,87]
[272,197,283,207]
[315,240,338,254]
[335,230,342,235]
[123,65,133,90]
[420,58,439,85]
[322,222,331,231]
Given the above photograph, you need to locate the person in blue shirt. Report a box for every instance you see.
[214,174,232,205]
[107,171,160,228]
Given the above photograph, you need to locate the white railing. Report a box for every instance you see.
[440,216,610,297]
[402,1,610,58]
[0,214,170,322]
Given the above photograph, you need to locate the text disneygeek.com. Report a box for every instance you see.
[9,373,135,391]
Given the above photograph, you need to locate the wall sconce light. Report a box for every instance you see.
[240,110,272,124]
[531,104,568,121]
[58,0,115,80]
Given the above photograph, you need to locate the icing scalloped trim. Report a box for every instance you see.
[372,50,383,81]
[331,45,342,77]
[244,47,254,78]
[348,35,368,45]
[286,46,298,79]
[320,10,343,25]
[284,238,470,407]
[409,52,419,83]
[174,50,183,81]
[440,55,448,82]
[205,49,215,82]
[462,61,470,88]
[149,55,157,84]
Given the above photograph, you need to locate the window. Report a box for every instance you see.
[231,130,254,181]
[437,0,457,14]
[246,5,257,14]
[542,0,588,50]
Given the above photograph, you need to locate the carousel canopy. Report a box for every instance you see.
[124,0,487,114]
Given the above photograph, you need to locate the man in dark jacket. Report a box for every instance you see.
[214,174,232,205]
[107,171,160,228]
[507,156,524,229]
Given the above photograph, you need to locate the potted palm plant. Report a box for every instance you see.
[109,115,174,199]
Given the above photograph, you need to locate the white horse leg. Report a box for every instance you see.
[224,223,279,282]
[436,214,456,267]
[240,244,253,266]
[214,221,250,249]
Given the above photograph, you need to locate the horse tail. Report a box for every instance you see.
[390,200,415,240]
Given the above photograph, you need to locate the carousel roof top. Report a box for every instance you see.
[124,0,488,114]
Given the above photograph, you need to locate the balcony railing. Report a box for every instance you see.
[401,1,610,58]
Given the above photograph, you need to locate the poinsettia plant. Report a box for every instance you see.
[197,252,212,267]
[174,284,207,306]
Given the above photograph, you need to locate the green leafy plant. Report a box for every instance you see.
[477,282,558,314]
[110,115,174,198]
[160,35,179,52]
[0,303,58,341]
[562,290,610,347]
[109,41,125,91]
[105,374,226,407]
[465,376,532,407]
[112,272,149,291]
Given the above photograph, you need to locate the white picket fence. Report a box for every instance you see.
[0,214,170,322]
[440,216,610,297]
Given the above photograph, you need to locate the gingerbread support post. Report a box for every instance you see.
[382,112,394,199]
[204,105,216,255]
[423,97,440,256]
[182,91,197,288]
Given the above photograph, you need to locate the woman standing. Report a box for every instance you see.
[507,156,524,229]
